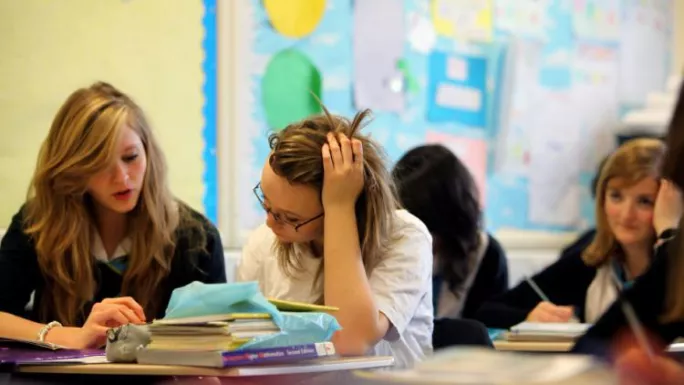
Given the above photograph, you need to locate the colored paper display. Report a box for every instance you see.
[431,0,493,41]
[352,0,405,112]
[264,0,326,38]
[425,131,488,205]
[572,0,620,42]
[261,49,323,130]
[494,0,550,40]
[426,51,487,128]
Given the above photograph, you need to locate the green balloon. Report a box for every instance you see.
[261,49,323,131]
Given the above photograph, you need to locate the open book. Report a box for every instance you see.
[506,322,592,342]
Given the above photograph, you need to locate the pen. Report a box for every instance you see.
[525,276,580,323]
[609,269,655,361]
[525,276,551,302]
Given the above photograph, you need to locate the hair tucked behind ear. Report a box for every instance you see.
[582,138,665,267]
[267,107,399,301]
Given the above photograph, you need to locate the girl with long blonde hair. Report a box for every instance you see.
[0,82,226,349]
[476,138,671,328]
[237,108,433,369]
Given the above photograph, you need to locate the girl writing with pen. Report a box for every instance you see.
[475,138,681,329]
[571,83,684,385]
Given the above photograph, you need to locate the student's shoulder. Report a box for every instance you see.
[174,202,222,247]
[393,209,432,243]
[243,224,276,259]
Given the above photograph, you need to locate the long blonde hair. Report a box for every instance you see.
[24,82,199,325]
[267,108,399,300]
[582,138,665,267]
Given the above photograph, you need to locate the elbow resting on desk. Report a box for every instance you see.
[332,312,390,356]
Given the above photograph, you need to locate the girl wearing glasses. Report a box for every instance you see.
[237,108,433,369]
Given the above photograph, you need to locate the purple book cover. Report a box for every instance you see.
[0,346,105,364]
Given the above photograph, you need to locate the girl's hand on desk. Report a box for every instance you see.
[526,302,575,323]
[79,297,147,348]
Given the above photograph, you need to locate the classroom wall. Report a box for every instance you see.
[675,0,684,72]
[0,0,208,226]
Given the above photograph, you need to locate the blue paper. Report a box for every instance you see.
[426,51,488,128]
[164,281,283,326]
[238,312,341,351]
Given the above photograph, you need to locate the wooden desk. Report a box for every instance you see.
[16,356,394,377]
[493,340,574,352]
[355,367,614,385]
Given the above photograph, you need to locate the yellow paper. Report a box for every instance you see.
[264,0,326,38]
[431,0,493,41]
[0,0,206,226]
[268,298,339,313]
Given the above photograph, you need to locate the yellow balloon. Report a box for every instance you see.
[264,0,326,38]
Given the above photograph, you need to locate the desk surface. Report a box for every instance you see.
[16,356,394,377]
[493,340,574,352]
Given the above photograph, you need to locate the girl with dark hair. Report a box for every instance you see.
[392,144,508,320]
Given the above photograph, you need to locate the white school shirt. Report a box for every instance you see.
[237,209,434,369]
[584,263,620,323]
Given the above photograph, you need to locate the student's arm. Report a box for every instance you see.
[461,235,509,319]
[321,133,389,355]
[0,209,146,348]
[474,250,597,329]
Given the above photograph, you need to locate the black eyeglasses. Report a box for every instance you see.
[253,183,324,232]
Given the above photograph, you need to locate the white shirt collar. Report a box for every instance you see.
[91,231,132,262]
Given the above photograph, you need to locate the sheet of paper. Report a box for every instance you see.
[619,0,672,105]
[431,0,493,42]
[427,51,488,128]
[528,91,583,227]
[425,131,487,205]
[572,0,621,42]
[572,44,619,172]
[494,39,543,176]
[352,0,405,112]
[494,0,551,40]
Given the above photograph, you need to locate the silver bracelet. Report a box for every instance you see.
[38,321,62,343]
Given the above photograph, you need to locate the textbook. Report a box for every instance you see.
[267,298,339,313]
[136,342,336,368]
[0,338,65,351]
[147,316,280,351]
[506,322,592,342]
[153,312,272,325]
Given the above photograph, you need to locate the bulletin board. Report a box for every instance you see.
[211,0,673,247]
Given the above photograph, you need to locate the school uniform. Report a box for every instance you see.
[474,245,640,329]
[0,203,226,324]
[433,232,509,320]
[237,209,434,369]
[573,239,684,357]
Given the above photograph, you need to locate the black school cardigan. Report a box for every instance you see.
[573,238,684,357]
[473,245,598,329]
[0,203,227,325]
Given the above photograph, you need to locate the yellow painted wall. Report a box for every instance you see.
[674,0,684,72]
[0,0,207,226]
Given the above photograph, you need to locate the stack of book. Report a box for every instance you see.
[136,299,340,368]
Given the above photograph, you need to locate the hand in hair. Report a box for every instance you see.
[321,132,364,209]
[77,297,147,348]
[526,302,575,323]
[653,179,683,236]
